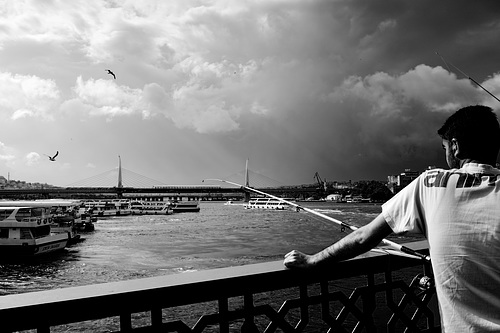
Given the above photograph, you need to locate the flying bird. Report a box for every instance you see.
[44,151,59,162]
[105,69,116,79]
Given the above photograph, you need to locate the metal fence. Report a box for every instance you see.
[0,241,439,332]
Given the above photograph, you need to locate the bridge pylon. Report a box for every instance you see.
[244,159,251,202]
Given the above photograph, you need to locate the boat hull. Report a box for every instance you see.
[170,201,200,213]
[172,207,200,213]
[0,233,68,258]
[131,210,172,215]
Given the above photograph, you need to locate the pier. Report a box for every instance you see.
[0,241,440,332]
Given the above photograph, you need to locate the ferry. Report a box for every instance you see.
[0,199,89,243]
[129,200,173,215]
[345,195,371,203]
[244,197,292,210]
[0,206,68,258]
[170,200,200,213]
[83,199,131,217]
[114,199,132,216]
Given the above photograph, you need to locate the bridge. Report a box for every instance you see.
[0,159,322,200]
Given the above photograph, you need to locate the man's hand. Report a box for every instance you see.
[283,250,315,269]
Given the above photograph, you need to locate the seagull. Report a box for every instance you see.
[105,69,116,79]
[44,151,59,162]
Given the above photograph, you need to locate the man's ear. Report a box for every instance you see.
[451,138,461,158]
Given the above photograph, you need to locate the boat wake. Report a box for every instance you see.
[313,208,343,214]
[174,267,198,273]
[313,208,379,218]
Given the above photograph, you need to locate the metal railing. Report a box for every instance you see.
[0,240,439,332]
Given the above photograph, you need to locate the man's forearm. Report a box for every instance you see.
[309,214,393,266]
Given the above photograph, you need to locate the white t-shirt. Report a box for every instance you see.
[382,163,500,332]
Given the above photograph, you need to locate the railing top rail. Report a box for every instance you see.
[0,241,428,307]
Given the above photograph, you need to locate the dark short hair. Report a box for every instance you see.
[438,105,500,161]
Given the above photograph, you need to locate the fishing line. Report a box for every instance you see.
[436,51,500,103]
[203,179,430,261]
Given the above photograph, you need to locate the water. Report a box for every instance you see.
[0,201,421,297]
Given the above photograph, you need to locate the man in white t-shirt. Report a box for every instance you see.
[284,105,500,332]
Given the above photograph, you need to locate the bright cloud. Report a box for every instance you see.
[25,152,40,166]
[331,65,483,116]
[0,72,60,120]
[70,76,146,118]
[0,142,17,171]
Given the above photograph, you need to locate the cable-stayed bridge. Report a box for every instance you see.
[66,167,169,188]
[66,167,284,189]
[0,162,319,200]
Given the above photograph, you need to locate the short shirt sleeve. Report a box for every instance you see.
[382,176,426,235]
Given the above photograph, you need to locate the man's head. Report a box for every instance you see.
[438,105,500,168]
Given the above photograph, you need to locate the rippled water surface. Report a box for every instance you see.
[0,201,418,296]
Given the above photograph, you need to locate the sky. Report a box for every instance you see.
[1,0,500,187]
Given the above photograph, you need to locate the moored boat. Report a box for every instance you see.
[78,211,97,232]
[83,199,131,217]
[0,206,68,259]
[0,199,89,243]
[130,200,173,215]
[113,199,132,216]
[50,216,81,245]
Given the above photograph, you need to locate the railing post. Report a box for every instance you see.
[295,284,309,330]
[241,293,259,333]
[362,273,376,332]
[320,280,343,331]
[120,312,132,332]
[151,307,162,328]
[218,297,230,333]
[37,326,50,333]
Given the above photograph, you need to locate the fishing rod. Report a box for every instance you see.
[436,51,500,103]
[202,178,431,261]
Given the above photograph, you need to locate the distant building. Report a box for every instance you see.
[326,193,342,202]
[387,168,420,194]
[0,175,57,190]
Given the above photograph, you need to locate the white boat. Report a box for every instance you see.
[344,195,370,203]
[0,206,68,258]
[129,200,173,215]
[83,199,131,217]
[76,211,96,232]
[170,201,200,213]
[224,200,245,206]
[244,197,292,210]
[113,199,132,216]
[0,199,88,243]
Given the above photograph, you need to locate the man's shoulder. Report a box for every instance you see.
[419,164,500,189]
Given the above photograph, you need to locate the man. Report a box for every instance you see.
[284,105,500,332]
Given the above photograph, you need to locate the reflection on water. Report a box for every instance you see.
[0,201,421,296]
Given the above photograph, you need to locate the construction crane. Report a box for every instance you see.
[314,172,328,192]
